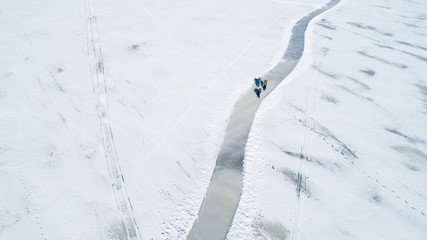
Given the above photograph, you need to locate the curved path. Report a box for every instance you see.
[187,0,340,239]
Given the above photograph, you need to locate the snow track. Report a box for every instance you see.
[187,0,341,239]
[85,0,141,239]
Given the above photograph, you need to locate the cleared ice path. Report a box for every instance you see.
[187,0,341,239]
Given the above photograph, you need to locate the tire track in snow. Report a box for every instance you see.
[85,0,141,239]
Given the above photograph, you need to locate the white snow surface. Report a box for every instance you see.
[0,0,426,239]
[230,0,427,239]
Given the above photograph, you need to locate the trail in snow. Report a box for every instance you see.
[187,0,341,239]
[85,0,141,239]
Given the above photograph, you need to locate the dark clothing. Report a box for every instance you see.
[254,77,261,87]
[254,88,261,98]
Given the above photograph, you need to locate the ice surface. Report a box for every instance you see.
[1,0,426,239]
[189,1,341,238]
[0,0,324,239]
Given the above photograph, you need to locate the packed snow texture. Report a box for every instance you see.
[229,0,427,239]
[0,0,426,239]
[189,1,340,239]
[0,0,325,239]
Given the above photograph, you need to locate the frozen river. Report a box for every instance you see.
[187,0,341,239]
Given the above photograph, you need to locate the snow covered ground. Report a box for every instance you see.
[229,0,427,239]
[0,0,426,239]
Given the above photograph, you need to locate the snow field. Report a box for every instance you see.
[230,0,427,239]
[1,0,426,239]
[92,0,333,238]
[0,0,332,239]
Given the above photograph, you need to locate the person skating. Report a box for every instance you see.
[262,79,268,90]
[254,87,262,98]
[254,77,261,87]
